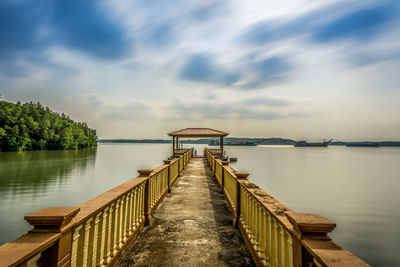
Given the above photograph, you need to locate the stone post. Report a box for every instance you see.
[24,207,80,267]
[163,160,172,193]
[234,172,249,227]
[286,212,336,267]
[138,169,153,225]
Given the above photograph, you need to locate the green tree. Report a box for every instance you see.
[0,100,97,151]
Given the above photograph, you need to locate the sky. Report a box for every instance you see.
[1,0,400,140]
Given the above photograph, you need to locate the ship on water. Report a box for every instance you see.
[294,139,333,147]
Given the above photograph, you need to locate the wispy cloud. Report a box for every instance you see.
[0,0,130,76]
[243,1,400,46]
[166,97,303,122]
[180,53,240,86]
[241,57,292,89]
[313,3,398,43]
[1,0,400,139]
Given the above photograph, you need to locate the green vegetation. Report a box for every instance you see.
[0,100,97,151]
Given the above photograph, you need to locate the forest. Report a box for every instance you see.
[0,100,97,151]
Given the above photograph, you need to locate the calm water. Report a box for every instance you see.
[0,144,399,266]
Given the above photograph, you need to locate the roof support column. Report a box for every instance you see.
[172,137,175,156]
[220,136,224,156]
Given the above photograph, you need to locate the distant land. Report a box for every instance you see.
[98,138,400,147]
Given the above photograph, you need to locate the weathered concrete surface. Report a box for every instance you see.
[117,158,253,267]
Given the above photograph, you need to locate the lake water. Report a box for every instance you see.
[0,144,399,266]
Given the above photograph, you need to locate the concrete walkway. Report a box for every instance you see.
[117,158,253,266]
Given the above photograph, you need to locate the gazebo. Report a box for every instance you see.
[168,128,229,156]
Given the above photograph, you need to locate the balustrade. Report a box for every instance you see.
[0,149,193,267]
[204,148,367,267]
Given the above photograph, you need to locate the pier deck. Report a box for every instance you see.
[117,158,253,266]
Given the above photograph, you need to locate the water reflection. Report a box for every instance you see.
[0,149,97,195]
[227,146,400,266]
[0,148,97,245]
[1,144,399,266]
[0,143,173,245]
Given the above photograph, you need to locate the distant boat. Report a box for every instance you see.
[294,139,333,147]
[229,157,237,162]
[345,142,380,147]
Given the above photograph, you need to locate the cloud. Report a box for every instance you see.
[102,101,153,121]
[0,0,130,76]
[180,53,240,86]
[190,1,230,21]
[179,53,291,89]
[167,97,300,122]
[242,97,291,107]
[241,57,291,89]
[144,23,175,47]
[313,3,398,43]
[0,1,42,59]
[48,0,130,59]
[350,51,400,67]
[243,1,400,46]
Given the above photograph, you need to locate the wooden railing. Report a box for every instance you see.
[174,148,192,157]
[207,148,223,156]
[204,148,368,267]
[0,149,193,267]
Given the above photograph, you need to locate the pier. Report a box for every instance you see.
[0,128,368,266]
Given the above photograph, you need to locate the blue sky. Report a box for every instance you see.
[1,0,399,140]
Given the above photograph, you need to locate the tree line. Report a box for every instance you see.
[0,100,97,151]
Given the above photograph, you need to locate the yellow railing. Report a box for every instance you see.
[71,178,146,266]
[169,158,179,186]
[204,149,367,267]
[0,149,193,267]
[240,185,293,266]
[179,156,184,172]
[207,148,223,156]
[223,167,237,214]
[148,165,169,213]
[215,159,223,187]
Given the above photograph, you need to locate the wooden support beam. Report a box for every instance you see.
[220,136,224,156]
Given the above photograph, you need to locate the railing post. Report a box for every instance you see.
[286,212,336,267]
[24,207,80,267]
[163,160,172,193]
[220,160,229,193]
[235,172,249,228]
[138,169,153,226]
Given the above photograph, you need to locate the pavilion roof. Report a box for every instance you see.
[168,128,229,137]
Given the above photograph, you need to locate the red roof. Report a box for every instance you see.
[168,128,229,137]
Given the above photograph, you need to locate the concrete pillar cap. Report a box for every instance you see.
[25,207,80,233]
[286,212,336,239]
[235,172,249,179]
[137,169,153,176]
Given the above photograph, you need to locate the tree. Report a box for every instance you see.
[0,100,97,151]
